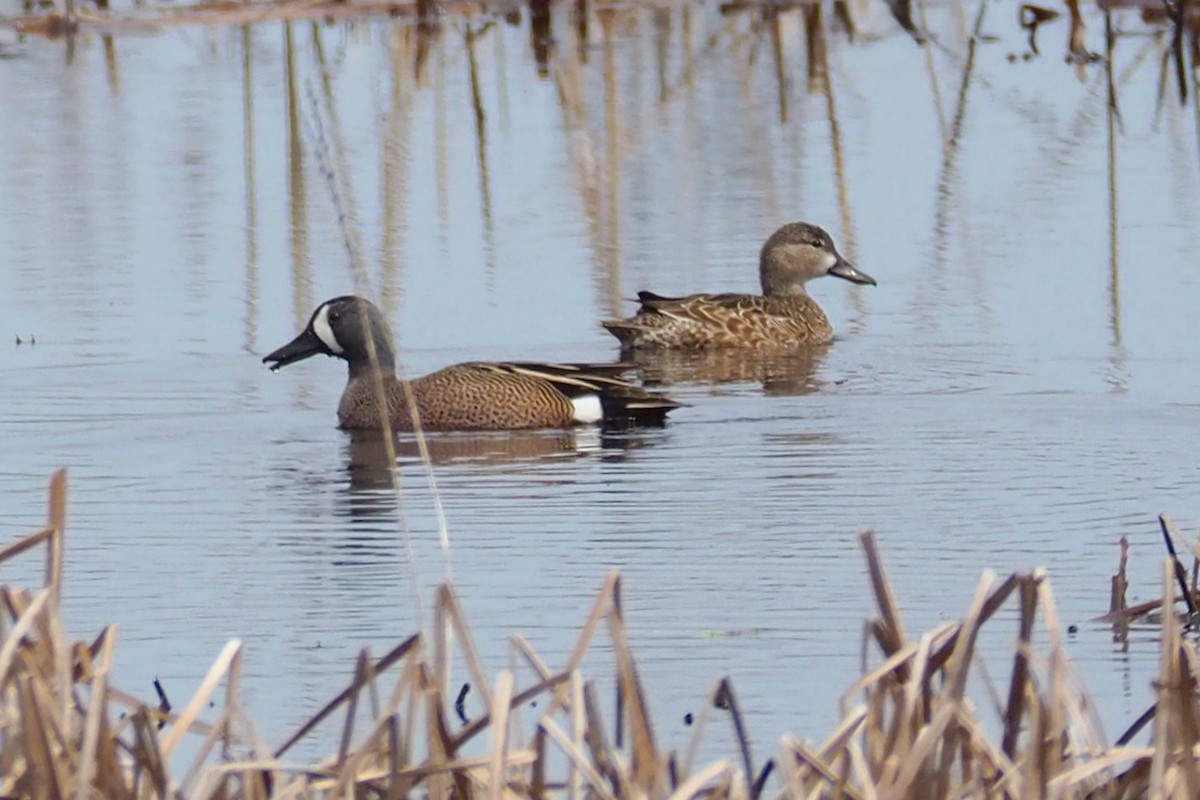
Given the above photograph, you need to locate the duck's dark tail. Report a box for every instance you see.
[596,387,682,429]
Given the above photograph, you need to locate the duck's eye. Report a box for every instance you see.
[809,239,824,248]
[329,310,341,321]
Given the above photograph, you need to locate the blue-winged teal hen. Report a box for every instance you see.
[602,222,875,350]
[263,296,681,431]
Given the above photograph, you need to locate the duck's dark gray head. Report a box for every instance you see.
[759,222,876,296]
[263,295,396,374]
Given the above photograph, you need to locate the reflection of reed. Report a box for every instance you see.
[1065,0,1092,78]
[493,16,511,130]
[942,3,985,164]
[1193,48,1200,167]
[602,9,622,316]
[311,23,369,296]
[529,0,552,76]
[1104,10,1121,350]
[242,25,259,354]
[768,5,788,123]
[832,0,854,39]
[916,0,948,144]
[727,9,784,223]
[1102,8,1128,394]
[284,22,312,329]
[380,25,413,316]
[802,2,823,94]
[102,35,118,92]
[465,22,498,289]
[628,347,828,396]
[654,8,671,104]
[890,0,924,43]
[435,36,449,238]
[809,4,864,330]
[681,4,694,88]
[572,0,589,62]
[1164,0,1188,103]
[413,15,435,81]
[415,0,435,28]
[926,0,987,327]
[552,18,616,321]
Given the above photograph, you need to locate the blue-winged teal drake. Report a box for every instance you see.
[263,296,681,431]
[601,222,875,350]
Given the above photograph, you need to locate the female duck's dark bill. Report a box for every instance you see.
[829,259,877,286]
[263,328,325,372]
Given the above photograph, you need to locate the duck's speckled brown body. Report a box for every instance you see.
[606,291,835,349]
[602,222,875,350]
[264,296,680,431]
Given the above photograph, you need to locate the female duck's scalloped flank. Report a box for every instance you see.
[263,296,681,431]
[601,222,876,350]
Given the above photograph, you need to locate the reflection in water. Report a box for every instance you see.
[345,429,579,486]
[653,8,671,105]
[767,5,788,123]
[380,24,412,315]
[601,8,622,317]
[102,35,118,93]
[413,14,436,81]
[242,25,259,355]
[926,1,984,331]
[572,0,589,63]
[1103,9,1121,348]
[284,22,312,328]
[343,426,668,494]
[529,0,553,77]
[311,23,368,298]
[1103,9,1128,393]
[802,2,825,95]
[629,347,829,396]
[337,425,671,522]
[806,3,866,333]
[465,21,498,289]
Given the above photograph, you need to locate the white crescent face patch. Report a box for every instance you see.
[312,303,345,354]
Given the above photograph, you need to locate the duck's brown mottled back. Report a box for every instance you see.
[602,222,875,350]
[264,296,680,431]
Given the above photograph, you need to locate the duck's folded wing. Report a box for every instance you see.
[482,361,627,385]
[636,292,777,324]
[480,362,682,423]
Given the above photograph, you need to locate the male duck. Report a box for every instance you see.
[601,222,875,350]
[263,296,681,431]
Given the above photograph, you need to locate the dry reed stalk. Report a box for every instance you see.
[6,471,1200,797]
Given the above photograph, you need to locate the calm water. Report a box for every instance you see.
[1,0,1198,764]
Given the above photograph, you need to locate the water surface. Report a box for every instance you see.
[1,0,1198,762]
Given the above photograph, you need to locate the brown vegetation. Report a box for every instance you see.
[3,470,1200,797]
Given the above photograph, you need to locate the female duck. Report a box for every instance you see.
[602,222,875,350]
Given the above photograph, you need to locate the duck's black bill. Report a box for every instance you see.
[263,329,324,372]
[829,258,877,286]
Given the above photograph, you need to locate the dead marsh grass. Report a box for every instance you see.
[4,468,1200,798]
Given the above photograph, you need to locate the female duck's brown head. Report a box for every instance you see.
[262,295,397,376]
[759,222,876,297]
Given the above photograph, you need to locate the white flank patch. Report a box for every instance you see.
[312,304,344,354]
[570,394,604,424]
